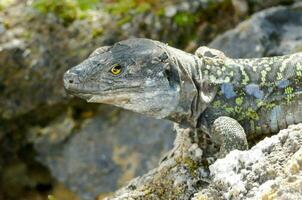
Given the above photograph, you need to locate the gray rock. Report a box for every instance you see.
[0,5,110,119]
[210,3,302,58]
[32,107,173,200]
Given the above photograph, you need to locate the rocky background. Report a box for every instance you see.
[0,0,301,200]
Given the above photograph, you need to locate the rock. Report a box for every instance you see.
[232,0,249,16]
[33,107,174,200]
[0,4,110,119]
[194,124,302,200]
[210,3,302,57]
[246,0,300,11]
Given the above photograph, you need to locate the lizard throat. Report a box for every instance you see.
[163,46,218,127]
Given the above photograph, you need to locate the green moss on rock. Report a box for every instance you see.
[32,0,98,25]
[173,12,197,26]
[0,0,15,11]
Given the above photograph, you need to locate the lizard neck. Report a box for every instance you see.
[162,45,220,128]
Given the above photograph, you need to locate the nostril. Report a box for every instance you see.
[64,71,80,86]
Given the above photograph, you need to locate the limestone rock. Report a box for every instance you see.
[194,124,302,200]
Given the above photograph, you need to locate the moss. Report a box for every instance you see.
[76,0,98,10]
[0,0,15,11]
[48,195,57,200]
[143,170,184,199]
[104,0,153,25]
[155,7,165,16]
[105,0,136,16]
[103,0,190,29]
[136,2,152,13]
[32,0,98,25]
[117,16,132,26]
[91,27,104,38]
[140,155,201,199]
[182,157,199,176]
[152,180,184,199]
[173,12,197,26]
[174,156,200,178]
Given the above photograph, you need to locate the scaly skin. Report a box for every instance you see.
[63,38,302,156]
[198,51,302,140]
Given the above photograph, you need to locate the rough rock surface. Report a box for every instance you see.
[194,124,302,200]
[210,2,302,58]
[32,108,173,200]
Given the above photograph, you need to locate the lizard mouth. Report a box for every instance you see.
[63,72,143,95]
[65,82,143,95]
[64,81,145,104]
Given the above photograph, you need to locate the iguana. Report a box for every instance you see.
[63,38,302,157]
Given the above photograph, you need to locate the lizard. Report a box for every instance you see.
[63,38,302,158]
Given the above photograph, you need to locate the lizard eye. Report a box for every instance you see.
[110,64,122,75]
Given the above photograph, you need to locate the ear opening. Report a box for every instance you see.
[164,63,180,88]
[164,67,172,85]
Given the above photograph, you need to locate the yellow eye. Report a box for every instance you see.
[110,64,122,75]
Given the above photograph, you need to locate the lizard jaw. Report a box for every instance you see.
[85,89,180,119]
[87,94,130,105]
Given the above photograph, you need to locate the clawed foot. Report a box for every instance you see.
[160,144,182,163]
[159,124,199,163]
[160,116,249,163]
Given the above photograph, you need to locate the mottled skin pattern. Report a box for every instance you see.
[198,51,302,140]
[63,38,302,156]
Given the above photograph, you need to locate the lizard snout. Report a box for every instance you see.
[63,70,81,90]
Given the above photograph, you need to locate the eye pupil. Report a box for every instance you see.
[110,64,122,75]
[114,65,121,70]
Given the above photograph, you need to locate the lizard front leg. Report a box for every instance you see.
[211,116,249,158]
[160,123,201,163]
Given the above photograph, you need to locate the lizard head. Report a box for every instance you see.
[64,38,180,118]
